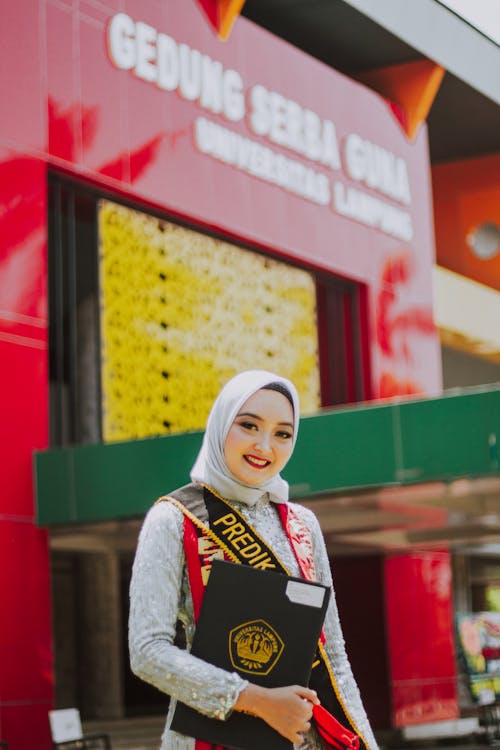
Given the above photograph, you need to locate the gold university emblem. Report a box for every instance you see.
[229,619,284,675]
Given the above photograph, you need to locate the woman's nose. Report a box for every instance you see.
[255,433,272,451]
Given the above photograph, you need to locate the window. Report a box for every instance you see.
[97,199,320,441]
[48,174,371,446]
[316,276,371,406]
[48,176,101,446]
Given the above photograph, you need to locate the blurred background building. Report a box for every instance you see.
[1,1,499,748]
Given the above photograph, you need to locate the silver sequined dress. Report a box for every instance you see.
[129,492,378,750]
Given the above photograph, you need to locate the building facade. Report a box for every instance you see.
[1,1,499,748]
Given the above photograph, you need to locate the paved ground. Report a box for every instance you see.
[83,716,164,750]
[83,714,500,750]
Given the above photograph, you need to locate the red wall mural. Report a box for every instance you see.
[376,251,437,398]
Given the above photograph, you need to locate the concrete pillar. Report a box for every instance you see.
[79,552,125,719]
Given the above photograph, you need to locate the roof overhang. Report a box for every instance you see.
[242,0,500,163]
[45,475,500,556]
[302,475,500,554]
[341,0,499,105]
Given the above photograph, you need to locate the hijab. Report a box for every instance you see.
[190,370,300,506]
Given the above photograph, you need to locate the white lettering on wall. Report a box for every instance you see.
[200,56,223,112]
[333,181,413,240]
[195,117,331,206]
[107,13,245,122]
[178,44,201,101]
[107,13,136,70]
[157,34,179,90]
[344,134,411,205]
[106,13,417,238]
[223,70,245,121]
[135,22,157,82]
[249,85,341,170]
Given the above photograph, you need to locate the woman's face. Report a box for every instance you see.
[224,388,294,487]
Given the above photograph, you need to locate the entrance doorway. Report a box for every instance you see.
[50,522,168,719]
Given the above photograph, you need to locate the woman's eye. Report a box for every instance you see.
[239,421,257,431]
[276,430,293,440]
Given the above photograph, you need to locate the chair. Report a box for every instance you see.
[49,709,111,750]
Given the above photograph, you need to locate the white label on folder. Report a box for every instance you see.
[286,580,325,608]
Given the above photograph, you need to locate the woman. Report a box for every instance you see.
[129,370,378,750]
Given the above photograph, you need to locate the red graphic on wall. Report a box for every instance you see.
[375,252,436,398]
[48,97,165,181]
[0,99,165,317]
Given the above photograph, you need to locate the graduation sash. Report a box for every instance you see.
[158,483,366,750]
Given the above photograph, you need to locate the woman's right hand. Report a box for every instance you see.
[235,683,319,744]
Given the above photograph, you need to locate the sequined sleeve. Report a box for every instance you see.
[129,501,248,719]
[293,505,379,750]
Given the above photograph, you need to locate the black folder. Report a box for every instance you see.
[171,558,331,750]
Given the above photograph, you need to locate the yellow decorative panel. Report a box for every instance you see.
[98,200,320,442]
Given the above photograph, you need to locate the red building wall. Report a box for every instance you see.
[0,1,452,746]
[386,553,458,726]
[0,5,53,745]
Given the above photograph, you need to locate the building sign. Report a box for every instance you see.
[107,12,413,241]
[42,0,441,398]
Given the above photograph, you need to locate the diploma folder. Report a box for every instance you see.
[171,558,331,750]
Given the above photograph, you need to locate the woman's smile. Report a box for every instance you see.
[224,388,294,486]
[243,454,272,469]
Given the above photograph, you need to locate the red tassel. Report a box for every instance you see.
[313,704,360,750]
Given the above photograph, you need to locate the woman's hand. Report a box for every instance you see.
[235,683,319,744]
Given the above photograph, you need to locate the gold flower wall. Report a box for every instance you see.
[98,200,320,442]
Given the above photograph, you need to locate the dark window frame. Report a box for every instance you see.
[48,175,102,446]
[316,275,372,406]
[48,171,372,446]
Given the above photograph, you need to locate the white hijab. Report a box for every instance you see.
[190,370,300,506]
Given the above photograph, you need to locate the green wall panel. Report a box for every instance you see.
[285,403,398,498]
[36,431,203,525]
[35,385,500,525]
[398,388,500,482]
[34,448,76,524]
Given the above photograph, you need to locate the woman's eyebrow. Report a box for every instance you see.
[236,411,294,428]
